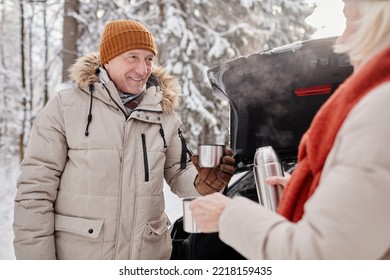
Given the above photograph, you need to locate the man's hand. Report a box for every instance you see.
[192,147,235,195]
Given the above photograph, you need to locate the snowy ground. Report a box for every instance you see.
[0,155,183,260]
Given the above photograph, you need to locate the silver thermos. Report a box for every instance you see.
[253,146,284,212]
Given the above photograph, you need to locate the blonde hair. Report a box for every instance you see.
[334,1,390,64]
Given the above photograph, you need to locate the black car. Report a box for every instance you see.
[171,36,353,260]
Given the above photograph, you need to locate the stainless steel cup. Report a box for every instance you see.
[198,144,225,168]
[182,197,201,233]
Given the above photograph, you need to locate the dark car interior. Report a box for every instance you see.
[208,36,353,169]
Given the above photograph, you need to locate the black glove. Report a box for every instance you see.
[191,147,235,195]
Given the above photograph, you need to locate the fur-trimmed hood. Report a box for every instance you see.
[68,52,181,113]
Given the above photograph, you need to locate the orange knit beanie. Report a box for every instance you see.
[99,20,157,65]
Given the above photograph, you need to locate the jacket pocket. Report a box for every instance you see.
[139,212,172,260]
[55,214,104,238]
[54,214,105,259]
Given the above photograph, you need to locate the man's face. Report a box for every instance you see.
[104,49,154,94]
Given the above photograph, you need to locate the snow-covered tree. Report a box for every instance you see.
[127,0,315,148]
[0,0,315,158]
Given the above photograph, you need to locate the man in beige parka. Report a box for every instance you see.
[13,19,235,260]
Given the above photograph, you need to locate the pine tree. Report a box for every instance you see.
[1,0,315,155]
[127,0,315,148]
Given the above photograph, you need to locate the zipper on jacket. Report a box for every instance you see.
[159,124,167,148]
[102,84,128,118]
[178,128,193,170]
[141,134,149,182]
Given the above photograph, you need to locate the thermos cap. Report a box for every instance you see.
[254,146,279,165]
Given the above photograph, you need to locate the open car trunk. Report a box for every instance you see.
[207,36,353,170]
[171,36,354,260]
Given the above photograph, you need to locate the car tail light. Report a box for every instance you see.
[294,84,332,96]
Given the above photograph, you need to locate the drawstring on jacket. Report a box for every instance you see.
[85,84,94,136]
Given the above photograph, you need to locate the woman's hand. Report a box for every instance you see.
[189,192,230,233]
[265,172,291,188]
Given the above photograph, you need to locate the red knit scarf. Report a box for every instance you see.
[278,47,390,222]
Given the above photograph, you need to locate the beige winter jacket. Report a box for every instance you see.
[13,53,200,260]
[219,51,390,259]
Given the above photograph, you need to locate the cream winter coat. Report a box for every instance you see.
[13,53,199,260]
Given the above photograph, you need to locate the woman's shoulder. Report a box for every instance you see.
[334,81,390,166]
[348,81,390,127]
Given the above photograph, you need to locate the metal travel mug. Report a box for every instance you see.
[182,197,201,233]
[198,144,225,168]
[253,146,284,212]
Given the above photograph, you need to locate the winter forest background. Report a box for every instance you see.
[0,0,344,259]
